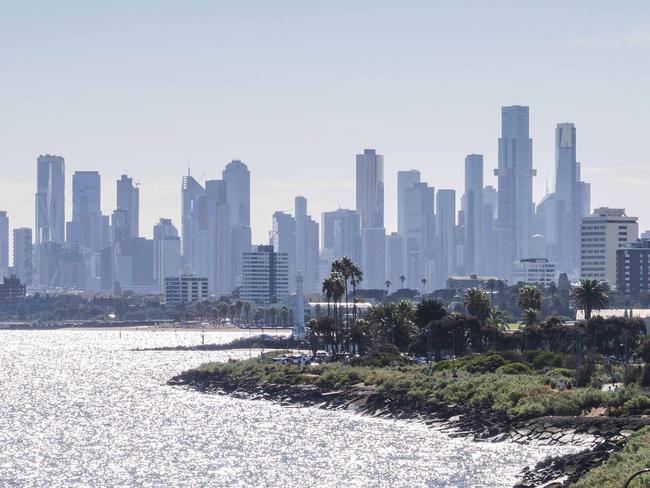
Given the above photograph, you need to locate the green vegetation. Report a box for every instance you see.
[189,352,650,418]
[571,427,650,487]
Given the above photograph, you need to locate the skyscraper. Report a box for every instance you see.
[495,106,535,278]
[435,189,456,288]
[321,209,361,263]
[205,179,232,295]
[463,154,483,275]
[223,160,252,289]
[356,149,386,288]
[13,228,32,285]
[403,182,435,288]
[0,212,8,279]
[35,155,65,245]
[356,149,384,229]
[153,218,181,292]
[181,173,205,269]
[386,232,407,289]
[397,170,421,236]
[294,196,319,294]
[272,211,296,289]
[222,160,250,228]
[117,174,139,238]
[68,171,103,250]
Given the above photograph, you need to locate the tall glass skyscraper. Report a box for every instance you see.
[117,174,140,239]
[356,149,385,288]
[356,149,384,229]
[222,160,250,228]
[463,154,483,275]
[35,154,65,245]
[397,170,420,236]
[495,106,535,278]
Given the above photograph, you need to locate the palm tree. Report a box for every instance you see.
[322,276,334,317]
[385,280,391,300]
[421,277,427,296]
[570,279,609,320]
[487,307,510,331]
[522,308,538,327]
[365,300,416,351]
[464,288,491,326]
[518,285,541,315]
[325,271,346,350]
[399,275,406,289]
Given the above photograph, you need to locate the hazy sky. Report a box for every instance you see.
[1,1,649,250]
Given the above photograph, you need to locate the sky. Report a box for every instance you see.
[1,1,649,254]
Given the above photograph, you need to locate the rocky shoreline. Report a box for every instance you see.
[169,368,650,487]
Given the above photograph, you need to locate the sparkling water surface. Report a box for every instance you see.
[0,329,574,487]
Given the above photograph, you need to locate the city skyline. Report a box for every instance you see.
[0,110,644,252]
[2,2,650,248]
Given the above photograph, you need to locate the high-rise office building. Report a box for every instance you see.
[463,154,483,275]
[321,209,361,264]
[111,209,130,245]
[223,160,252,290]
[495,106,535,279]
[35,155,65,245]
[117,174,140,239]
[181,174,205,271]
[386,232,407,289]
[356,149,386,289]
[153,218,181,292]
[581,208,638,285]
[68,171,105,251]
[13,228,32,285]
[403,182,435,288]
[361,227,386,289]
[222,160,250,228]
[241,245,289,303]
[356,149,384,229]
[294,196,319,294]
[397,170,421,236]
[435,189,456,288]
[271,211,296,289]
[0,211,8,279]
[205,179,232,296]
[272,197,319,294]
[114,237,156,294]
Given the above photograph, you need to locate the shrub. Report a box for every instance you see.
[527,350,566,370]
[363,344,409,367]
[496,363,532,375]
[572,427,650,487]
[433,354,509,374]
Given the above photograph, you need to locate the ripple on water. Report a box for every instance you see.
[0,330,576,487]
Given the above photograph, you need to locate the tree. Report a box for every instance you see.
[385,280,391,300]
[518,285,542,314]
[322,276,335,317]
[421,277,428,296]
[464,288,491,326]
[522,308,538,327]
[399,275,406,289]
[570,279,609,320]
[414,298,448,329]
[366,300,417,351]
[487,307,510,331]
